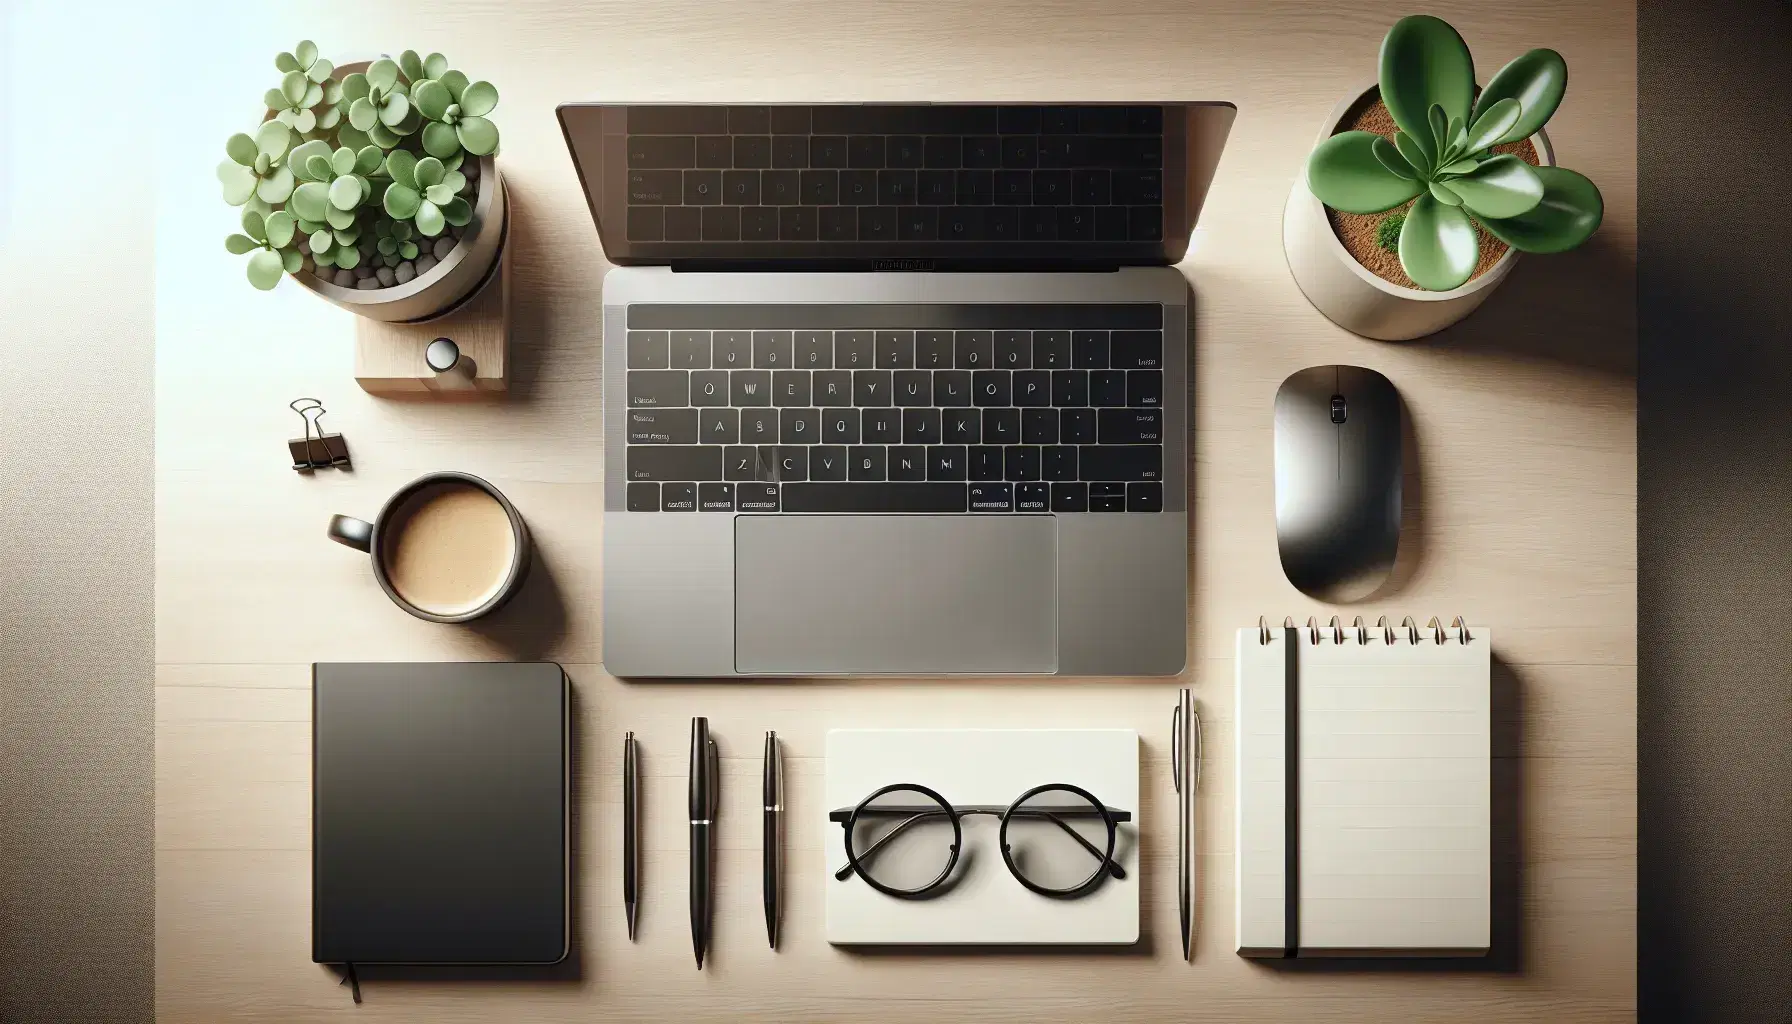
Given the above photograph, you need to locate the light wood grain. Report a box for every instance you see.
[155,0,1636,1020]
[354,242,511,394]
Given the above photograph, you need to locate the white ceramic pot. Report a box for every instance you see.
[286,61,507,323]
[1283,81,1554,341]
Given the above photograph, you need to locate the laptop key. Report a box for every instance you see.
[714,331,752,368]
[848,445,886,481]
[773,135,808,168]
[1080,445,1162,481]
[731,369,771,406]
[628,170,683,205]
[916,331,954,368]
[1061,408,1097,444]
[628,407,697,444]
[627,206,663,241]
[671,331,711,368]
[917,170,955,204]
[954,331,994,369]
[780,206,817,240]
[628,331,670,368]
[1034,332,1071,369]
[1091,370,1128,407]
[698,482,735,512]
[700,407,738,444]
[628,369,687,407]
[1053,369,1089,406]
[903,408,941,445]
[741,207,778,240]
[664,207,702,241]
[628,135,695,168]
[684,169,721,205]
[994,331,1030,369]
[802,170,839,206]
[1022,408,1058,444]
[1110,330,1163,369]
[1090,482,1127,512]
[862,410,901,444]
[1043,445,1078,481]
[970,446,1004,481]
[934,369,972,406]
[781,408,820,444]
[781,483,967,514]
[969,482,1014,513]
[944,408,980,443]
[1129,205,1164,242]
[888,446,927,481]
[763,170,800,204]
[848,135,886,168]
[1014,370,1050,407]
[1004,445,1041,481]
[928,445,968,481]
[858,207,896,241]
[813,369,852,406]
[1128,369,1163,408]
[772,446,809,481]
[1100,408,1163,444]
[1016,482,1049,513]
[701,206,740,240]
[794,331,831,369]
[823,408,860,444]
[1050,481,1088,512]
[696,135,732,168]
[811,136,848,168]
[724,170,760,205]
[894,369,931,406]
[724,446,757,481]
[1128,482,1164,513]
[835,331,874,369]
[898,207,937,240]
[811,446,848,481]
[972,370,1012,407]
[741,408,778,443]
[627,482,658,512]
[877,331,915,369]
[628,445,723,482]
[736,483,780,512]
[734,135,771,168]
[772,370,810,406]
[852,369,892,407]
[984,408,1020,444]
[660,482,697,511]
[820,206,855,240]
[924,136,961,168]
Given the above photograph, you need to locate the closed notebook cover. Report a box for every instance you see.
[312,662,568,965]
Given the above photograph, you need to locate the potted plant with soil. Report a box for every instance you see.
[218,42,505,323]
[1283,15,1603,340]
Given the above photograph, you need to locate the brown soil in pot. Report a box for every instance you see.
[1325,94,1539,290]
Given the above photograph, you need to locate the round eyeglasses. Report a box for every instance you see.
[830,782,1130,900]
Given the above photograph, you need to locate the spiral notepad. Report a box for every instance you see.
[1235,616,1490,958]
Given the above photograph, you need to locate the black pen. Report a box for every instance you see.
[1175,688,1195,962]
[689,717,717,970]
[623,731,639,942]
[763,731,783,950]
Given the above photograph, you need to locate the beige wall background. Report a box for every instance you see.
[155,2,1636,1021]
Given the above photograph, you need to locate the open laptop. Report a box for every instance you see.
[557,103,1234,677]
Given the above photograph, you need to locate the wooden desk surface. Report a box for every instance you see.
[155,2,1636,1020]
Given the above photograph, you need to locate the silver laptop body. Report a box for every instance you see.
[559,103,1234,677]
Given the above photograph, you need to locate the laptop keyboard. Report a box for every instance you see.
[623,105,1164,244]
[622,303,1167,514]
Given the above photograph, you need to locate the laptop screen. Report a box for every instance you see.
[558,103,1233,270]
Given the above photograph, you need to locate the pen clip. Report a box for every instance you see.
[708,737,720,818]
[1171,703,1183,794]
[1191,704,1203,793]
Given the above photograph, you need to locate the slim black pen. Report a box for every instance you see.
[763,731,783,950]
[623,731,639,942]
[689,717,717,970]
[1175,688,1195,962]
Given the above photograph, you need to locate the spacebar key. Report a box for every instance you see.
[782,483,968,513]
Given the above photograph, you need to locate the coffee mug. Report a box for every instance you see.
[328,471,532,622]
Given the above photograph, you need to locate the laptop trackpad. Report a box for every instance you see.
[735,515,1057,675]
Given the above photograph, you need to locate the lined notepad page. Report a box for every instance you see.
[1236,626,1491,956]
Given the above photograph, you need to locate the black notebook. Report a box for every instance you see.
[312,662,569,965]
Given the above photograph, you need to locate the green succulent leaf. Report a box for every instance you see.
[424,53,449,80]
[275,51,300,74]
[1306,130,1424,214]
[257,120,293,160]
[305,154,331,180]
[1441,154,1543,219]
[294,108,316,134]
[1370,136,1418,180]
[415,200,446,236]
[325,203,357,230]
[317,105,343,132]
[460,81,498,118]
[1428,180,1463,206]
[294,40,318,70]
[335,245,362,269]
[290,181,330,222]
[1439,158,1480,175]
[351,145,381,175]
[255,165,296,204]
[218,161,257,205]
[1475,48,1567,146]
[287,139,329,179]
[280,70,308,106]
[378,91,410,127]
[439,69,469,101]
[1473,165,1602,253]
[336,224,361,244]
[302,81,324,108]
[384,148,418,188]
[400,240,420,260]
[425,182,457,205]
[347,97,378,132]
[422,122,462,158]
[323,79,344,105]
[414,79,453,121]
[341,73,370,102]
[1378,15,1475,156]
[1428,105,1449,162]
[263,211,296,248]
[367,122,402,149]
[225,233,259,255]
[309,228,333,253]
[393,105,423,136]
[414,156,445,189]
[399,50,425,83]
[244,195,274,220]
[1399,192,1479,290]
[456,115,499,156]
[241,207,267,241]
[1463,97,1523,156]
[263,88,288,112]
[315,246,337,268]
[328,175,363,211]
[308,57,334,84]
[1392,131,1432,178]
[443,150,465,172]
[367,59,399,93]
[226,132,258,166]
[443,169,467,194]
[384,182,422,219]
[377,236,398,256]
[325,146,351,176]
[441,196,473,227]
[275,109,299,129]
[247,248,285,290]
[336,124,373,152]
[282,248,304,273]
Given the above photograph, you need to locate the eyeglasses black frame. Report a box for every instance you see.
[829,782,1131,900]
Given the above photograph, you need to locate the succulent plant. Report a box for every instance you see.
[221,43,498,293]
[1305,15,1603,291]
[225,208,304,290]
[218,120,297,208]
[381,149,472,237]
[266,40,341,136]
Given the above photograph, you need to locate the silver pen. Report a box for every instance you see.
[1174,688,1201,961]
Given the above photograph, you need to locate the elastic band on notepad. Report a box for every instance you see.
[339,962,361,1004]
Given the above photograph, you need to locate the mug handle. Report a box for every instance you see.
[328,514,374,552]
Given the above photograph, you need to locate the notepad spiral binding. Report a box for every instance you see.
[1256,614,1473,646]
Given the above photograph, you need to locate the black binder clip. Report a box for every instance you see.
[288,398,351,472]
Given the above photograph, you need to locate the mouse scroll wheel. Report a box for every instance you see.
[1329,394,1347,424]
